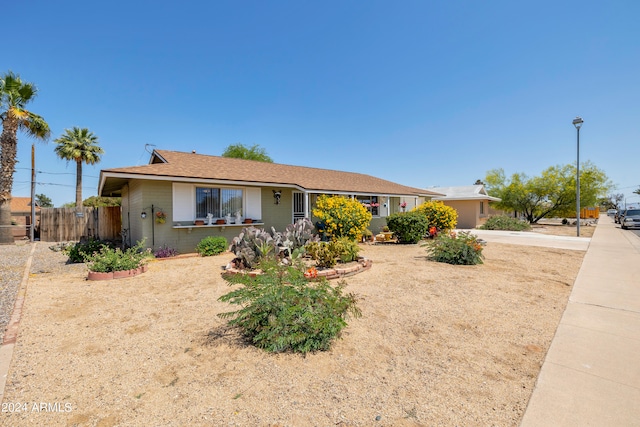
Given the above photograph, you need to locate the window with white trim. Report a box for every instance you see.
[356,195,380,216]
[196,187,243,218]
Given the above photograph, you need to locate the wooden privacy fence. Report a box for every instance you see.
[39,207,122,242]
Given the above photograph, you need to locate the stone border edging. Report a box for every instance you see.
[0,242,37,402]
[222,256,373,280]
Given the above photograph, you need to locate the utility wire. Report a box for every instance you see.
[15,167,99,178]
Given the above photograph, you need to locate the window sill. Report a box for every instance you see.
[173,222,263,230]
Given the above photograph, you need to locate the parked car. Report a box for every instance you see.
[607,209,617,217]
[620,209,640,230]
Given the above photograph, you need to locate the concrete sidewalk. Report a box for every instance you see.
[520,216,640,426]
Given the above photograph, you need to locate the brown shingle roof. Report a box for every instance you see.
[100,150,443,197]
[10,197,39,213]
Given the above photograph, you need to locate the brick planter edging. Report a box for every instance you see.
[222,256,372,280]
[87,264,149,281]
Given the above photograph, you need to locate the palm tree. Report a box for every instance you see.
[54,127,104,208]
[0,71,50,244]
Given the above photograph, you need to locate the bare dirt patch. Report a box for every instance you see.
[530,219,596,238]
[2,242,584,426]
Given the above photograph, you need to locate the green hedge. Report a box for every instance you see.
[385,212,429,244]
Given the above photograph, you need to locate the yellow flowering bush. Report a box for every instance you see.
[312,195,372,240]
[413,200,458,231]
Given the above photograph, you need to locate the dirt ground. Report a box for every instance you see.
[530,220,596,238]
[1,236,585,426]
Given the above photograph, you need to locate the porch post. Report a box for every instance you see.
[304,192,310,219]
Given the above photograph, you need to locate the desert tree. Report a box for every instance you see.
[485,162,611,223]
[35,193,53,207]
[222,143,273,162]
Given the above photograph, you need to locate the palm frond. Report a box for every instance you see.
[20,112,50,140]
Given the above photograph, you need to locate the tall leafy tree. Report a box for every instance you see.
[222,143,273,162]
[485,162,611,223]
[82,196,121,207]
[598,193,623,210]
[0,71,50,243]
[54,127,104,208]
[35,193,53,207]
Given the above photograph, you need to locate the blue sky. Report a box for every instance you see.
[5,1,640,207]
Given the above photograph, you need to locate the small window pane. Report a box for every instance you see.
[196,187,220,218]
[222,189,243,216]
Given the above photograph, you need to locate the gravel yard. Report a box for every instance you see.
[0,244,32,337]
[0,236,585,426]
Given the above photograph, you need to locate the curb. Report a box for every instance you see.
[0,242,36,403]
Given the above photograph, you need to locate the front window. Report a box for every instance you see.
[196,187,242,218]
[356,195,379,216]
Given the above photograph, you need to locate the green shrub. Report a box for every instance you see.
[426,231,484,265]
[196,236,228,256]
[479,215,531,231]
[312,195,372,240]
[64,238,112,263]
[218,261,361,353]
[85,240,152,272]
[385,211,430,244]
[305,241,339,268]
[413,200,458,231]
[332,237,360,263]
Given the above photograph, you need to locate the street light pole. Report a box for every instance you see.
[573,117,584,237]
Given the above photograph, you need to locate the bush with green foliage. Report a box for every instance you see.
[305,241,339,268]
[479,215,531,231]
[305,238,360,268]
[196,236,228,256]
[413,200,458,231]
[426,231,484,265]
[385,211,430,243]
[64,238,113,263]
[312,195,372,240]
[218,261,361,353]
[332,237,360,263]
[85,240,152,272]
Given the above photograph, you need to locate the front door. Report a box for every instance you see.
[293,192,305,223]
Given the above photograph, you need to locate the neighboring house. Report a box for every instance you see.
[10,197,40,239]
[429,185,501,229]
[99,150,443,253]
